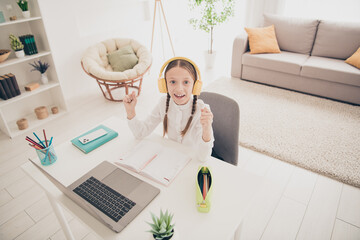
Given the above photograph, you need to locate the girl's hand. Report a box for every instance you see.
[200,107,213,142]
[123,91,137,119]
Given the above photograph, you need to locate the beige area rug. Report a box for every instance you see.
[204,77,360,188]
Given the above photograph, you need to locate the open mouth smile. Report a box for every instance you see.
[174,93,185,99]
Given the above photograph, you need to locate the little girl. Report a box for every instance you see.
[123,57,214,161]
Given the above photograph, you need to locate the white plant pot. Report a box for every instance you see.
[22,11,30,18]
[41,73,49,84]
[15,50,25,58]
[204,50,216,69]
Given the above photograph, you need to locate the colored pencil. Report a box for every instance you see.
[26,136,43,149]
[43,129,51,162]
[33,132,46,148]
[28,143,41,150]
[43,129,48,148]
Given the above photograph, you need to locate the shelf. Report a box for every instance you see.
[0,17,42,27]
[0,81,60,107]
[8,108,66,138]
[0,51,51,68]
[0,0,67,138]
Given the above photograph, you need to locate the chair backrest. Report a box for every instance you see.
[199,92,240,166]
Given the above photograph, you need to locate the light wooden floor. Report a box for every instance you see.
[1,59,360,240]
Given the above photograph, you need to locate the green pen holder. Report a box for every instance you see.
[196,166,213,213]
[35,140,57,166]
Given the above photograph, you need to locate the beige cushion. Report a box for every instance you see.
[263,14,319,55]
[301,56,360,87]
[244,25,281,54]
[242,51,309,75]
[311,20,360,60]
[82,38,152,81]
[345,47,360,69]
[107,45,139,72]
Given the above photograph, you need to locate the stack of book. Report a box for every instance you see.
[0,73,21,100]
[19,35,38,55]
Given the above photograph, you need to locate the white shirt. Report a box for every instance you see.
[128,96,214,162]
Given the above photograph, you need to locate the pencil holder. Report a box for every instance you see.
[196,166,213,213]
[35,140,57,166]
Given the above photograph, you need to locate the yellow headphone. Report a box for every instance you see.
[158,57,202,95]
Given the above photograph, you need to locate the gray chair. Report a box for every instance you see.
[199,92,240,165]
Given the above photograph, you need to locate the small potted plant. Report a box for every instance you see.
[189,0,235,68]
[29,60,50,84]
[9,34,24,58]
[17,0,30,18]
[147,209,176,240]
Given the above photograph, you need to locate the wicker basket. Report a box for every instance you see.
[35,106,49,119]
[0,50,11,63]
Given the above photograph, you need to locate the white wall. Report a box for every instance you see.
[37,0,153,108]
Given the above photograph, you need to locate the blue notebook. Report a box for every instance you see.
[71,125,118,154]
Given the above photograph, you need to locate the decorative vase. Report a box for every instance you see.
[15,50,25,58]
[22,11,30,18]
[203,50,217,69]
[41,73,49,84]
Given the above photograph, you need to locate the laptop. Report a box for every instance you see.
[29,159,160,233]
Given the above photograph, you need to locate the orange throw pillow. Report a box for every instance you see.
[345,47,360,69]
[245,25,281,54]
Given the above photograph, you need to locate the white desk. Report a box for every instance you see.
[22,117,262,240]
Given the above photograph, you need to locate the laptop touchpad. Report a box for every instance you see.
[102,169,142,196]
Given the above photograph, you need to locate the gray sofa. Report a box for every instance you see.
[231,14,360,105]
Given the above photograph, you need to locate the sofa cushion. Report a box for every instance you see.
[311,20,360,60]
[263,14,319,55]
[242,51,309,75]
[301,56,360,87]
[345,47,360,69]
[244,25,281,54]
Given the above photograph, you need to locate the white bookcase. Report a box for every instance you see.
[0,0,67,138]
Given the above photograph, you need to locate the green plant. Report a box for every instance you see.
[29,60,50,74]
[189,0,235,54]
[17,0,28,11]
[147,209,175,240]
[9,34,24,51]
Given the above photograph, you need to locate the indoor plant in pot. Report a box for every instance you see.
[147,209,176,240]
[9,34,24,58]
[29,60,50,84]
[189,0,234,68]
[17,0,30,18]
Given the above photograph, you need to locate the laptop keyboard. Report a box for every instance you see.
[73,176,136,222]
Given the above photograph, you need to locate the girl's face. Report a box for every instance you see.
[166,66,194,105]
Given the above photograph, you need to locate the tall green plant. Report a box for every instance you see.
[17,0,28,11]
[189,0,234,54]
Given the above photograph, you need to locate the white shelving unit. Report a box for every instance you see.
[0,0,67,138]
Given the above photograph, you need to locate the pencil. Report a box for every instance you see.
[203,174,207,199]
[43,129,51,163]
[26,137,43,149]
[33,132,46,148]
[43,129,48,148]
